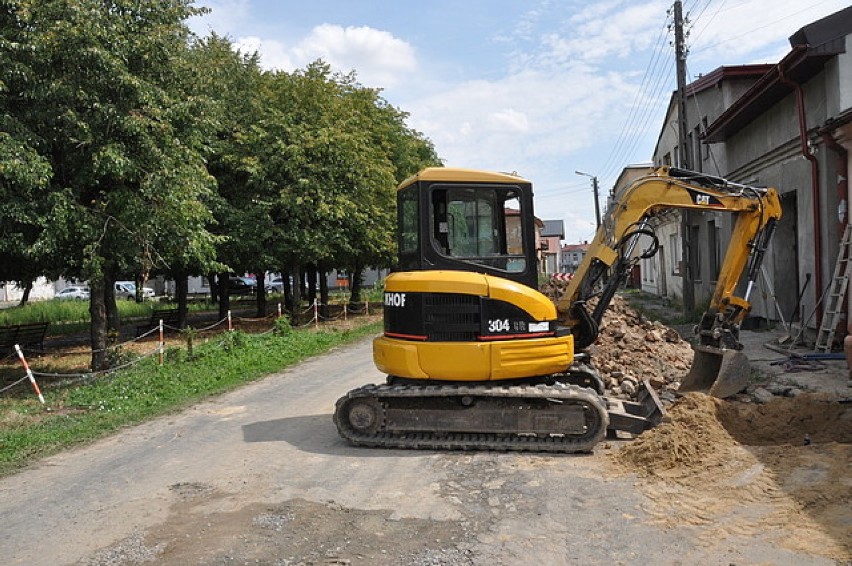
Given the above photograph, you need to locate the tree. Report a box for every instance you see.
[187,34,278,320]
[0,5,56,303]
[241,63,439,314]
[2,0,217,369]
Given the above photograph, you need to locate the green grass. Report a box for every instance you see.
[0,298,215,327]
[0,319,381,476]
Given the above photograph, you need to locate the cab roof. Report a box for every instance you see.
[398,167,530,190]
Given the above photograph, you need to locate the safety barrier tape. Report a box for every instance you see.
[29,345,162,381]
[0,375,29,394]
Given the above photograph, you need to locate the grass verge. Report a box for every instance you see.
[0,319,381,477]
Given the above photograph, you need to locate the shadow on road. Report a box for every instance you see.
[241,414,425,458]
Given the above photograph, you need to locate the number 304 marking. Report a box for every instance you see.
[488,319,510,332]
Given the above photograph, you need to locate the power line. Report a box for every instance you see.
[595,8,674,184]
[691,0,840,55]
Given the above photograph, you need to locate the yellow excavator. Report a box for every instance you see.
[334,166,782,452]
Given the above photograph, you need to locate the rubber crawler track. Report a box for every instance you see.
[334,383,609,453]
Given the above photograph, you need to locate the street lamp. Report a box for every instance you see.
[575,170,602,228]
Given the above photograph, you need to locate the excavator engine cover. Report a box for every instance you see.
[680,344,751,398]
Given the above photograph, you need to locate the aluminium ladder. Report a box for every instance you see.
[815,224,852,352]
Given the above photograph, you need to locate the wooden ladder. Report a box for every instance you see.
[815,224,852,352]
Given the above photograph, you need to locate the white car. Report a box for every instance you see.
[115,281,155,300]
[57,286,90,300]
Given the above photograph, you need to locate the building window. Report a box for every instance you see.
[693,125,702,170]
[690,225,701,281]
[708,220,720,281]
[669,233,681,275]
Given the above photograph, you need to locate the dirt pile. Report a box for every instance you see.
[615,392,730,473]
[611,392,852,561]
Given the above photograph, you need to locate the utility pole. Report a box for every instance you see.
[575,170,602,229]
[674,0,694,312]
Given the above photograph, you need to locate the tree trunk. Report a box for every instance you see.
[104,270,120,336]
[207,273,219,304]
[18,281,32,306]
[89,277,107,371]
[255,271,266,317]
[319,265,329,320]
[306,265,317,307]
[217,271,230,321]
[135,274,144,303]
[291,265,302,314]
[176,273,188,329]
[349,265,364,306]
[282,268,293,310]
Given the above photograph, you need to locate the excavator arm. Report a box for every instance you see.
[559,167,782,396]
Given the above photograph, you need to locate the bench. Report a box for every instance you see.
[135,308,181,336]
[0,322,49,355]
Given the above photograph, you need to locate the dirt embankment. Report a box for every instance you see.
[613,393,851,561]
[590,294,693,393]
[608,295,851,562]
[541,283,852,562]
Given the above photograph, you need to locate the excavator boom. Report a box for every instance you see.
[561,167,782,396]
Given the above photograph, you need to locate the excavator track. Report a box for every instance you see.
[334,382,609,453]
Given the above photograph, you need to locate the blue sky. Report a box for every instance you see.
[190,0,849,244]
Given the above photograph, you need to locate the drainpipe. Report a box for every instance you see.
[778,65,822,330]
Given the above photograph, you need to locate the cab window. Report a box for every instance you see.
[431,185,526,273]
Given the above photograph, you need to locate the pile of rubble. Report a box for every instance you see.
[589,294,693,398]
[541,278,693,398]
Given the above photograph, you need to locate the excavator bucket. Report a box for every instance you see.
[680,344,751,398]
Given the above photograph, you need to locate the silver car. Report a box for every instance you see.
[57,286,90,300]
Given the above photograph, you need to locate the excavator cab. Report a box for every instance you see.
[395,168,540,289]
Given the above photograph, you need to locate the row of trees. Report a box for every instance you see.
[0,1,440,368]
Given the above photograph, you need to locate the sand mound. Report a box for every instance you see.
[611,392,852,561]
[615,393,733,474]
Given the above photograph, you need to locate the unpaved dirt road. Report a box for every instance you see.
[0,337,845,565]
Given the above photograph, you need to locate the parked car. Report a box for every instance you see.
[265,276,285,294]
[227,276,257,296]
[57,286,90,300]
[115,281,155,300]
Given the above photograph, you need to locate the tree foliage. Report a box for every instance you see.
[0,4,441,366]
[1,0,217,367]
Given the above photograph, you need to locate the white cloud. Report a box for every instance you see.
[187,0,852,244]
[233,24,416,89]
[687,1,851,67]
[187,0,251,37]
[489,109,530,133]
[234,36,294,69]
[406,66,635,177]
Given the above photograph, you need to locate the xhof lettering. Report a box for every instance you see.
[384,292,407,307]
